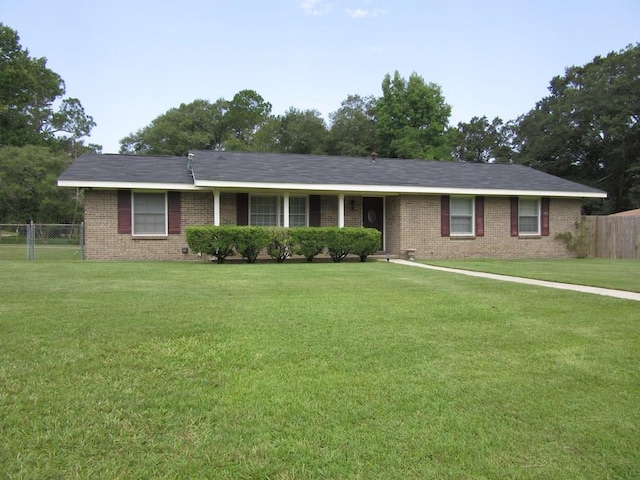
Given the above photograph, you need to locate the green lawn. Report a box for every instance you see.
[0,244,82,261]
[424,258,640,293]
[1,261,638,479]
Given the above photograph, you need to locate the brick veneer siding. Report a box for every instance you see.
[392,194,578,259]
[320,195,339,227]
[84,190,579,260]
[220,192,237,225]
[84,190,213,260]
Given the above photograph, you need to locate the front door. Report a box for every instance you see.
[362,197,384,250]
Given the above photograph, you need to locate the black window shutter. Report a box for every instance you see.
[510,197,519,236]
[309,195,321,227]
[441,195,450,237]
[117,190,132,234]
[168,192,181,234]
[475,196,484,237]
[541,197,550,236]
[236,193,249,226]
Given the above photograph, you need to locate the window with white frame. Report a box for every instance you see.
[450,197,474,235]
[250,195,279,226]
[518,198,540,234]
[133,192,167,235]
[288,196,307,227]
[250,195,307,226]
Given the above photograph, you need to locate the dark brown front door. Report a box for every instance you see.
[362,197,384,250]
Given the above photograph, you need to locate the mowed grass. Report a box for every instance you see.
[1,261,638,479]
[0,244,82,261]
[424,258,640,293]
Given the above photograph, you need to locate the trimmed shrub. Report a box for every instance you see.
[290,227,326,262]
[350,228,382,262]
[235,226,270,263]
[186,225,383,264]
[556,219,590,258]
[267,227,293,263]
[325,228,352,262]
[186,226,235,263]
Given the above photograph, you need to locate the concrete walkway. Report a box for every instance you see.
[390,259,640,302]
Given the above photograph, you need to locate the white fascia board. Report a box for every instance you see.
[57,180,198,190]
[196,180,607,198]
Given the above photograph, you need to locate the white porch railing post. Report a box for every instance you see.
[338,194,345,228]
[213,191,221,226]
[283,193,290,228]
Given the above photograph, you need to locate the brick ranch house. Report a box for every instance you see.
[57,151,606,261]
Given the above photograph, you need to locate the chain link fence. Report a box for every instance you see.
[0,223,84,260]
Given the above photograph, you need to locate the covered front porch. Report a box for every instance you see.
[212,190,388,251]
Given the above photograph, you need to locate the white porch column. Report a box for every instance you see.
[213,190,221,226]
[283,193,290,227]
[338,194,345,228]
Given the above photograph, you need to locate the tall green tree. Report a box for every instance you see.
[327,94,376,157]
[272,108,328,154]
[246,108,329,154]
[375,71,452,159]
[0,146,80,223]
[0,24,96,224]
[0,23,95,150]
[225,89,272,148]
[451,116,513,163]
[514,44,640,213]
[120,99,228,155]
[120,91,273,154]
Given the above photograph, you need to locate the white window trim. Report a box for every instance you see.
[249,195,308,227]
[518,197,541,236]
[288,195,309,227]
[132,191,168,236]
[450,196,475,236]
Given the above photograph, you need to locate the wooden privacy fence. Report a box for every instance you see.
[584,216,640,259]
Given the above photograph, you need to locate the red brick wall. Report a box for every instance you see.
[392,194,579,259]
[84,190,213,260]
[84,190,579,260]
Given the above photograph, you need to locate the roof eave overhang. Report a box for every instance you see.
[195,180,607,198]
[57,179,607,198]
[57,180,198,190]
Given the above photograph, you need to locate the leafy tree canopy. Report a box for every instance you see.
[242,108,329,155]
[451,116,513,163]
[514,44,640,213]
[375,71,451,159]
[271,107,328,155]
[120,99,228,156]
[0,23,95,150]
[327,94,376,157]
[0,145,81,223]
[0,23,96,223]
[225,89,272,147]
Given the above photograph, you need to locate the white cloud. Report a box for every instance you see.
[345,7,386,18]
[300,0,332,16]
[300,1,386,19]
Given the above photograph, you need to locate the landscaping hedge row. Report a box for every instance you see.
[186,226,382,263]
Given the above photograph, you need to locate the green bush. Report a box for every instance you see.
[555,218,590,258]
[325,228,353,262]
[349,228,382,262]
[267,227,293,263]
[186,226,382,264]
[186,226,236,263]
[235,226,270,263]
[290,227,326,262]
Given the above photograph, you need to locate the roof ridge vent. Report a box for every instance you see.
[187,153,194,173]
[371,151,378,163]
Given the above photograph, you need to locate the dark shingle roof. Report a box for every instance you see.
[58,151,606,196]
[58,153,193,184]
[190,151,604,194]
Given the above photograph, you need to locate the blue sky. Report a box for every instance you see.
[2,0,639,153]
